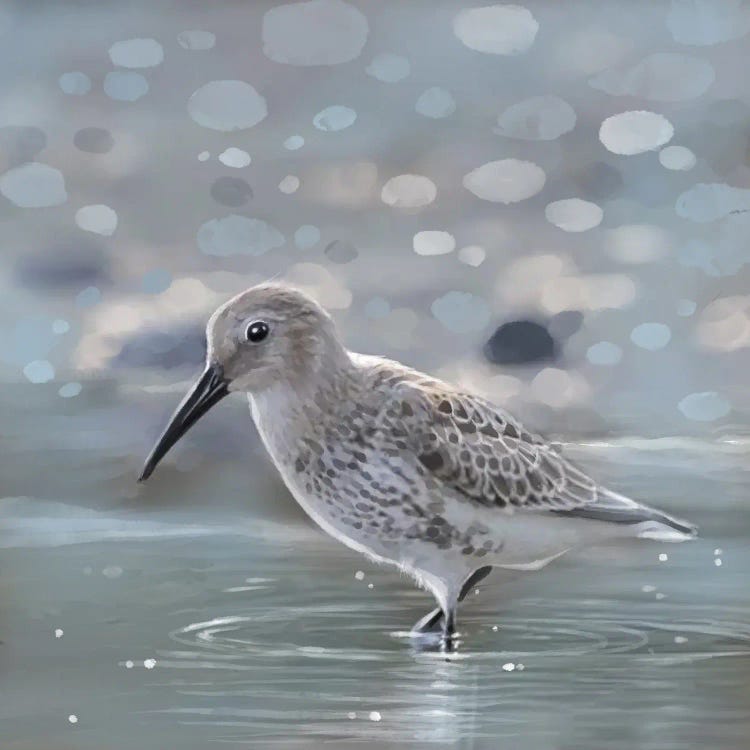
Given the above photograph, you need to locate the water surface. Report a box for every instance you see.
[2,439,748,749]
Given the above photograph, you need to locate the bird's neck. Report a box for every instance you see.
[248,348,359,448]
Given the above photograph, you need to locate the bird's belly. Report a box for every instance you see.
[282,474,409,566]
[467,509,628,570]
[250,399,598,579]
[275,455,579,572]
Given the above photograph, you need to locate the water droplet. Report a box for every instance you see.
[457,245,486,267]
[219,147,251,168]
[188,80,267,131]
[413,230,455,256]
[366,53,410,83]
[104,71,149,102]
[464,159,545,203]
[454,5,538,55]
[59,72,91,96]
[294,224,320,250]
[109,37,164,68]
[0,162,67,207]
[75,204,118,236]
[52,319,70,334]
[279,175,300,194]
[313,105,357,132]
[415,87,456,119]
[599,111,673,155]
[23,360,54,384]
[177,30,216,51]
[284,135,304,150]
[262,0,368,66]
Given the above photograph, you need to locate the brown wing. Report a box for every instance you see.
[383,381,601,512]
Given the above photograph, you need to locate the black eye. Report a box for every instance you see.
[245,321,269,343]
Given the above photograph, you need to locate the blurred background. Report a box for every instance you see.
[1,1,749,749]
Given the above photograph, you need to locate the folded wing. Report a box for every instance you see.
[382,379,695,538]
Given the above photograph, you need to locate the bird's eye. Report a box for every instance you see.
[245,321,270,343]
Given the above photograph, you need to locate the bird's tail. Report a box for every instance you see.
[554,489,697,542]
[633,508,698,542]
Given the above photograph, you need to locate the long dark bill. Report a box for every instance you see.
[138,363,229,482]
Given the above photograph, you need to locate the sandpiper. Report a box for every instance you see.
[140,283,696,649]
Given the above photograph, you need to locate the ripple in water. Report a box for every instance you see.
[147,587,750,744]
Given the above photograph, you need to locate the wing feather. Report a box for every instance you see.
[360,361,695,537]
[382,380,600,513]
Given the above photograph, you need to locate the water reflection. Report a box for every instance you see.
[140,539,750,746]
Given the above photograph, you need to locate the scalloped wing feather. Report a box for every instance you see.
[382,379,605,513]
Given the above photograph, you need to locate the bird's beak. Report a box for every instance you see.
[138,363,230,482]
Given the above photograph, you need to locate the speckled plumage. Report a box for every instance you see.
[251,347,694,608]
[143,283,697,646]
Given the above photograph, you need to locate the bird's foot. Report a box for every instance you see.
[411,565,493,635]
[409,608,445,653]
[409,612,458,655]
[441,610,457,654]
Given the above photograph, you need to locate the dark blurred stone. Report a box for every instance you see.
[572,161,622,201]
[0,126,47,168]
[210,176,253,207]
[74,127,114,154]
[484,320,556,365]
[15,237,110,289]
[547,310,583,339]
[324,239,358,264]
[114,324,206,369]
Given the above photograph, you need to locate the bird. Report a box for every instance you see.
[139,283,697,650]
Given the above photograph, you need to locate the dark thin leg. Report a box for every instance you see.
[412,566,493,634]
[442,607,456,652]
[412,606,443,633]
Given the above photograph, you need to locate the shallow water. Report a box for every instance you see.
[2,439,749,750]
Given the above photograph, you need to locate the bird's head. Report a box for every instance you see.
[138,283,346,481]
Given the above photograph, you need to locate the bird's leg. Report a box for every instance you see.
[458,565,492,599]
[412,606,443,633]
[411,566,492,634]
[442,606,457,652]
